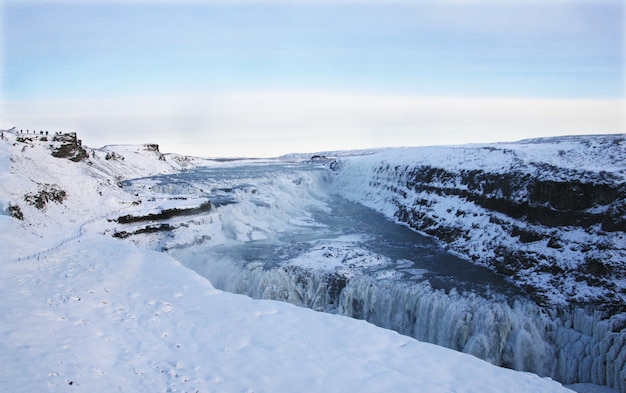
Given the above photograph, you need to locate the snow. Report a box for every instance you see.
[1,236,574,393]
[340,135,626,178]
[280,235,390,279]
[0,128,577,392]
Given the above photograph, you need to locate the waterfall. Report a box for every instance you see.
[337,276,555,376]
[552,309,626,390]
[174,250,557,377]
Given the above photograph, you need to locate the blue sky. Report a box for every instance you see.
[1,1,624,157]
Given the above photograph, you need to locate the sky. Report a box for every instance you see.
[1,0,624,157]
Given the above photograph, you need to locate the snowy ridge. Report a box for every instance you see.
[2,236,572,393]
[0,128,575,392]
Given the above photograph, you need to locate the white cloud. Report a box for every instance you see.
[3,92,623,157]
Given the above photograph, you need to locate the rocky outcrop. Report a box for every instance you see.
[143,143,166,161]
[113,223,174,239]
[23,184,67,210]
[8,203,23,220]
[114,201,212,224]
[51,132,89,162]
[393,164,624,230]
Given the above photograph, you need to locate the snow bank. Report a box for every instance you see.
[0,235,573,392]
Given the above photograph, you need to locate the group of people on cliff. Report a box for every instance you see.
[18,129,64,136]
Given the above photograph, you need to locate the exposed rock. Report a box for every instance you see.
[113,223,173,238]
[8,203,23,220]
[144,144,166,161]
[105,151,124,161]
[511,226,545,243]
[51,132,88,162]
[24,184,67,210]
[114,201,212,224]
[546,237,563,249]
[401,165,624,229]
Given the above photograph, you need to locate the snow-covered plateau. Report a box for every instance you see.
[1,127,623,392]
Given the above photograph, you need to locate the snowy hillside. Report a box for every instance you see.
[0,128,576,392]
[0,129,209,259]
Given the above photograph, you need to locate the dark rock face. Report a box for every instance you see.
[602,203,626,232]
[8,203,23,220]
[356,147,626,313]
[105,151,124,161]
[113,223,173,239]
[24,184,67,210]
[114,201,212,224]
[144,144,166,161]
[398,164,625,231]
[51,132,88,162]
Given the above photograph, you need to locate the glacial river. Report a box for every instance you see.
[130,162,521,296]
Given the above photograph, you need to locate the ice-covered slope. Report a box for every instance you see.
[0,128,574,392]
[333,135,626,312]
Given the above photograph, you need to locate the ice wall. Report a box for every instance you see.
[338,276,554,375]
[553,309,626,390]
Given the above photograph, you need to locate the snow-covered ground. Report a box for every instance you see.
[7,234,576,392]
[0,128,579,392]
